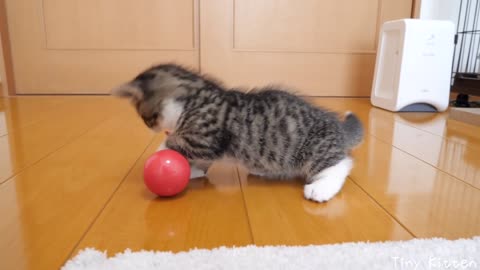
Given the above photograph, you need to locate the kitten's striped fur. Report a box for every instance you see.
[112,64,363,202]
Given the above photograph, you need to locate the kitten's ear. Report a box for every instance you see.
[111,83,143,100]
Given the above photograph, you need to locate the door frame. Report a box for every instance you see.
[412,0,422,18]
[0,0,15,96]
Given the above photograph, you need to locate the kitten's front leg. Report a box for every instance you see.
[156,141,168,152]
[158,139,210,180]
[189,160,212,179]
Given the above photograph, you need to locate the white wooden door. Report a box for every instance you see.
[5,0,199,94]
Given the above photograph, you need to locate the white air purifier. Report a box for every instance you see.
[371,19,455,112]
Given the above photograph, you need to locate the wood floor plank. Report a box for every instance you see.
[0,96,76,136]
[0,113,153,270]
[311,98,480,151]
[373,106,480,148]
[311,99,480,189]
[310,97,480,150]
[350,135,480,239]
[0,98,127,184]
[311,100,480,236]
[238,167,413,246]
[73,135,252,257]
[1,96,479,270]
[367,109,480,189]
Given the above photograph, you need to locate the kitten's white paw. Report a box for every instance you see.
[304,181,340,203]
[304,157,352,203]
[190,166,206,179]
[156,141,167,152]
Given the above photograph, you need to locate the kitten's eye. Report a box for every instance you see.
[152,112,159,119]
[135,73,155,81]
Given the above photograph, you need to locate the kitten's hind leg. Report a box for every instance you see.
[304,157,352,203]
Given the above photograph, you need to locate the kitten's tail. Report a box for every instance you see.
[342,111,364,148]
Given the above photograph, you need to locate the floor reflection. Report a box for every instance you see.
[352,134,480,238]
[0,108,15,183]
[368,107,480,189]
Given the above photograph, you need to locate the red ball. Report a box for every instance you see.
[143,149,191,197]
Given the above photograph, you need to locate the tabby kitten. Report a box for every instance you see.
[112,64,363,203]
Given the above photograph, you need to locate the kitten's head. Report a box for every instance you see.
[111,64,190,132]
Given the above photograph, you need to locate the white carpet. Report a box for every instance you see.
[62,237,480,270]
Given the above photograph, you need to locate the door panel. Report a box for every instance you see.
[234,0,378,52]
[201,0,412,96]
[43,0,194,50]
[6,0,199,94]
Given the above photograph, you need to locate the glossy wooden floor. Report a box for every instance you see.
[1,95,479,270]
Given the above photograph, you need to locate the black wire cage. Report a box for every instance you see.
[451,0,480,107]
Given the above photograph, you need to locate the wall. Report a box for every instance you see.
[419,0,460,24]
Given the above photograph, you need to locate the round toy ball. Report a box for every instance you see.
[143,149,190,197]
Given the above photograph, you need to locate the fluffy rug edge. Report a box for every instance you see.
[62,236,480,270]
